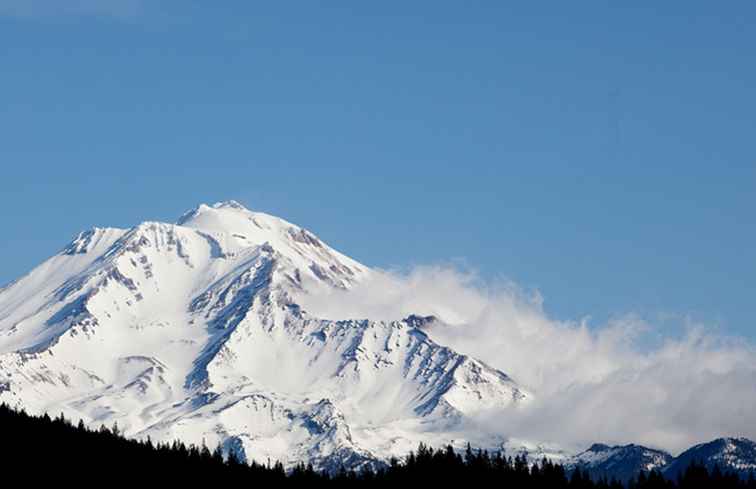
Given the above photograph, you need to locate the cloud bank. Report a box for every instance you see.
[298,265,756,455]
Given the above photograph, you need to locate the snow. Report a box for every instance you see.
[0,201,528,470]
[1,201,754,474]
[663,437,756,478]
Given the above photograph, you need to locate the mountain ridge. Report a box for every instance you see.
[0,201,528,470]
[564,438,756,482]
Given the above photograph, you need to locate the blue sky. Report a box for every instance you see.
[1,2,754,340]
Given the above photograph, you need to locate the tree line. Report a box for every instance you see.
[0,402,753,487]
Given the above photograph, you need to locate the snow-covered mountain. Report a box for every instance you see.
[663,438,756,480]
[566,443,673,482]
[0,201,528,471]
[564,439,756,482]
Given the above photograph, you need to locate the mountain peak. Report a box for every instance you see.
[175,200,283,236]
[177,200,253,226]
[664,437,756,480]
[587,443,611,452]
[211,200,249,211]
[171,201,368,289]
[569,443,674,483]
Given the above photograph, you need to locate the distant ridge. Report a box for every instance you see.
[565,439,756,482]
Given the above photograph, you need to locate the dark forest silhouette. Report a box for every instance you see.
[1,403,753,487]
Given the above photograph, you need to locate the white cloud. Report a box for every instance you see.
[298,265,756,454]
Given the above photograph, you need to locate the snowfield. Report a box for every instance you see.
[0,201,528,470]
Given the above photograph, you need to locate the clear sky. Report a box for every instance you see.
[1,2,754,341]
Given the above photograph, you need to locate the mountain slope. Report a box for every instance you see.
[664,438,756,480]
[566,443,673,482]
[0,201,528,470]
